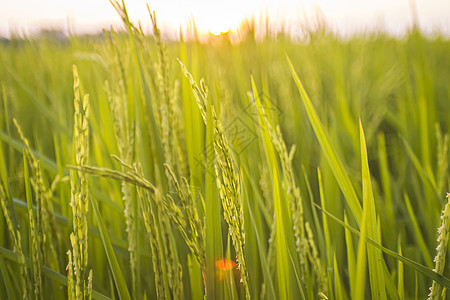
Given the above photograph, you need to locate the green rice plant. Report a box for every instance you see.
[428,193,450,299]
[359,121,386,299]
[1,3,450,299]
[70,156,202,299]
[67,65,92,300]
[14,119,64,276]
[179,60,250,299]
[89,191,131,300]
[251,76,325,297]
[287,57,363,224]
[398,238,405,300]
[436,126,449,196]
[23,152,43,300]
[165,164,205,274]
[354,199,368,300]
[105,68,140,299]
[0,178,31,299]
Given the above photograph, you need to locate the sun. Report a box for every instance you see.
[208,27,231,36]
[193,13,240,37]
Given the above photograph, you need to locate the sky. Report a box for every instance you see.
[0,0,449,37]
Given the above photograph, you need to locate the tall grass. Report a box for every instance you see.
[0,2,450,299]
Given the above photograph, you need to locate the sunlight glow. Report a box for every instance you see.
[0,0,449,37]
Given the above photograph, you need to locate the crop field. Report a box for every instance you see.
[0,2,450,299]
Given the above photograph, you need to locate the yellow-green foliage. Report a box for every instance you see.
[0,2,450,300]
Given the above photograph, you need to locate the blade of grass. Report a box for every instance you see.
[287,56,362,224]
[0,256,15,299]
[398,238,405,300]
[246,202,277,299]
[354,202,367,299]
[403,192,433,268]
[315,204,450,289]
[252,76,301,298]
[89,193,131,300]
[187,254,202,300]
[344,213,357,299]
[359,120,386,299]
[333,254,346,300]
[377,133,393,215]
[6,68,70,134]
[12,196,147,260]
[273,166,291,300]
[0,246,111,300]
[0,141,16,228]
[302,166,325,261]
[287,249,306,300]
[0,131,59,173]
[318,168,333,296]
[401,137,440,204]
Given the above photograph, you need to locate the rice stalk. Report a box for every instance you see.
[17,149,43,300]
[161,214,184,299]
[105,78,140,298]
[266,214,277,278]
[26,178,43,300]
[427,193,450,300]
[436,125,449,196]
[67,249,75,300]
[0,183,32,300]
[171,80,188,177]
[13,119,61,271]
[136,176,168,299]
[305,222,327,293]
[149,8,176,177]
[178,60,250,299]
[67,65,92,300]
[267,121,326,291]
[73,157,204,297]
[165,164,205,271]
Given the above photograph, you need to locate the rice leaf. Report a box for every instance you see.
[359,121,386,299]
[404,193,433,267]
[0,256,15,299]
[315,204,450,289]
[398,238,405,300]
[89,193,131,300]
[0,246,111,300]
[401,137,440,204]
[273,167,291,300]
[287,56,363,224]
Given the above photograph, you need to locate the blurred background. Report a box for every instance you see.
[0,0,449,38]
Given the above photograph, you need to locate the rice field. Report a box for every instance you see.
[1,2,450,299]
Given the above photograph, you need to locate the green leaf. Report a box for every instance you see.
[245,182,277,300]
[315,204,450,290]
[287,56,362,224]
[401,137,440,204]
[0,246,111,300]
[0,256,16,299]
[359,121,386,299]
[344,213,357,299]
[397,239,405,300]
[272,166,291,300]
[0,140,16,228]
[403,193,433,267]
[89,193,131,300]
[333,254,346,300]
[354,182,367,299]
